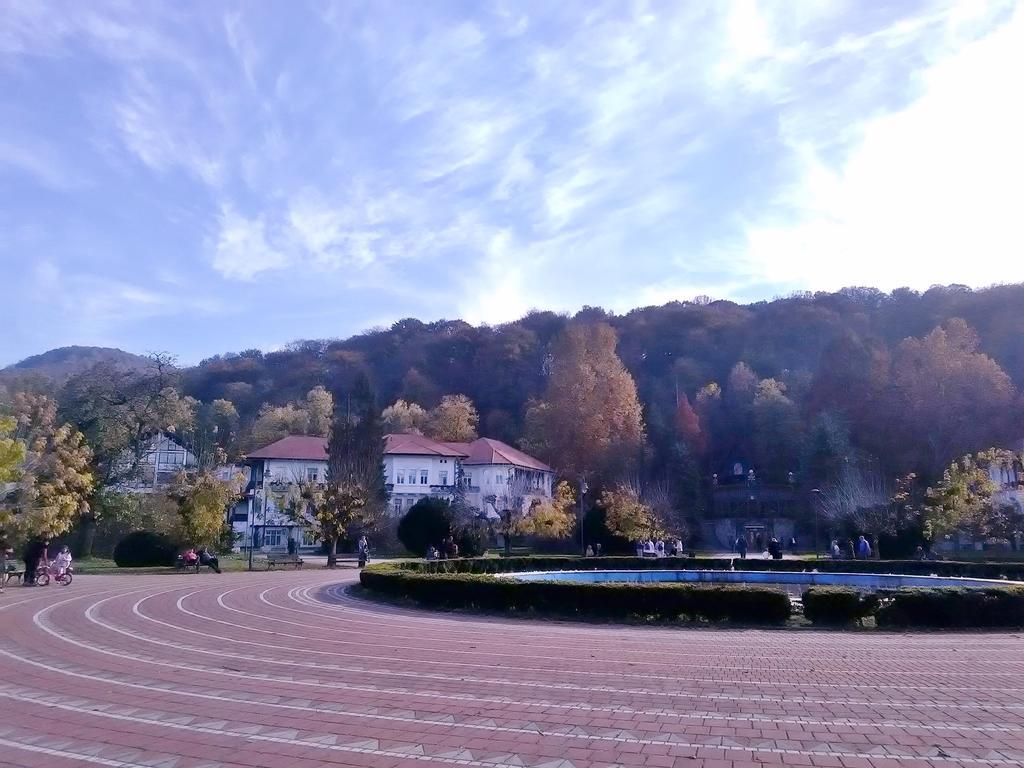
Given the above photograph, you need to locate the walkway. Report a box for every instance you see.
[0,571,1022,767]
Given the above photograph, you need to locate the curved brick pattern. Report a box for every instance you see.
[1,573,1023,768]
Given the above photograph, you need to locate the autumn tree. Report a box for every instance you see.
[167,467,241,549]
[923,449,1023,546]
[0,415,25,483]
[518,480,576,540]
[523,322,645,482]
[0,393,94,545]
[889,320,1018,477]
[59,354,196,554]
[817,462,909,556]
[381,399,429,435]
[751,378,801,481]
[673,394,704,456]
[304,386,334,437]
[425,394,479,442]
[599,484,667,542]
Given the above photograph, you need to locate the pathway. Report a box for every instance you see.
[0,571,1021,767]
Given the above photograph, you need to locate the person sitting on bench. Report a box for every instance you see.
[199,547,221,573]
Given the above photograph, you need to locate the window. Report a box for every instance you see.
[464,473,472,487]
[396,471,405,484]
[263,527,283,547]
[393,498,403,515]
[439,471,448,486]
[306,467,319,482]
[420,470,429,485]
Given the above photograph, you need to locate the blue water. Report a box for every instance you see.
[503,569,1022,591]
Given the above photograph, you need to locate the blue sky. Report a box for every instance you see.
[2,0,1023,366]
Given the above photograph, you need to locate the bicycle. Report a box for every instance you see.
[35,560,73,586]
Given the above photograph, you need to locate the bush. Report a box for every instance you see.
[112,531,178,568]
[456,524,488,558]
[802,587,880,626]
[876,587,1024,628]
[397,498,454,556]
[360,567,792,624]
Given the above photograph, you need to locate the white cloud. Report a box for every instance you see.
[212,207,287,280]
[735,4,1024,291]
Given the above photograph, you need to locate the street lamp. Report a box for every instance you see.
[579,479,589,555]
[811,488,821,560]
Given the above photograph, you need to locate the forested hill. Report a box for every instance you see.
[178,283,1024,482]
[1,346,150,386]
[8,284,1024,488]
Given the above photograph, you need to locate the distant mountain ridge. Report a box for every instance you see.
[1,346,151,385]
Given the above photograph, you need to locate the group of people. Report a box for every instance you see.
[0,535,73,588]
[180,546,221,573]
[734,536,791,560]
[425,536,459,561]
[829,535,874,560]
[634,538,687,558]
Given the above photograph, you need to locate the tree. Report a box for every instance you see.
[523,322,645,482]
[397,497,454,556]
[251,402,310,447]
[425,394,479,442]
[381,399,429,434]
[1,393,94,544]
[923,449,1023,546]
[751,378,801,481]
[304,386,334,437]
[518,480,576,539]
[673,395,704,456]
[0,415,25,483]
[168,467,241,549]
[59,354,196,555]
[889,319,1018,477]
[599,484,667,542]
[818,463,904,555]
[290,375,386,567]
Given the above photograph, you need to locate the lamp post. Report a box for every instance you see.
[811,488,821,560]
[578,479,589,555]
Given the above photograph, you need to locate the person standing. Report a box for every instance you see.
[358,535,370,568]
[735,536,748,560]
[22,538,47,586]
[0,530,12,593]
[856,535,871,559]
[844,539,855,560]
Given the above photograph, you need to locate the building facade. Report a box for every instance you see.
[701,458,805,550]
[233,433,554,553]
[116,433,197,493]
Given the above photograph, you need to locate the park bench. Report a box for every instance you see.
[174,557,201,573]
[1,568,25,589]
[267,554,304,570]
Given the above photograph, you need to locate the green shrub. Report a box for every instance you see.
[802,586,880,625]
[876,587,1024,628]
[456,524,488,558]
[397,498,454,556]
[360,567,792,624]
[112,531,177,567]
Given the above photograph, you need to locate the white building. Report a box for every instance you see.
[233,433,554,552]
[116,433,197,493]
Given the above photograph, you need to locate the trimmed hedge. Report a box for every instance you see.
[360,567,792,624]
[113,531,177,568]
[876,587,1024,628]
[802,587,880,626]
[400,556,733,574]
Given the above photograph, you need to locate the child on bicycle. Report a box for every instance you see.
[54,545,72,578]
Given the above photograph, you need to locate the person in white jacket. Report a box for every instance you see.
[54,546,72,577]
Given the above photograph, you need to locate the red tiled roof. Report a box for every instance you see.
[443,438,552,472]
[246,435,328,461]
[384,433,467,457]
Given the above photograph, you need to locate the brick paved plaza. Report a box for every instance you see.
[0,571,1022,768]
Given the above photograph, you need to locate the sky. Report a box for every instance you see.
[2,0,1023,366]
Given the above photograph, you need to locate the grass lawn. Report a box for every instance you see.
[76,553,261,574]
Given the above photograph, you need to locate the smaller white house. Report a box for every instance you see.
[384,433,465,515]
[116,433,197,493]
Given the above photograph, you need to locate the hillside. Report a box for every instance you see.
[1,346,151,386]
